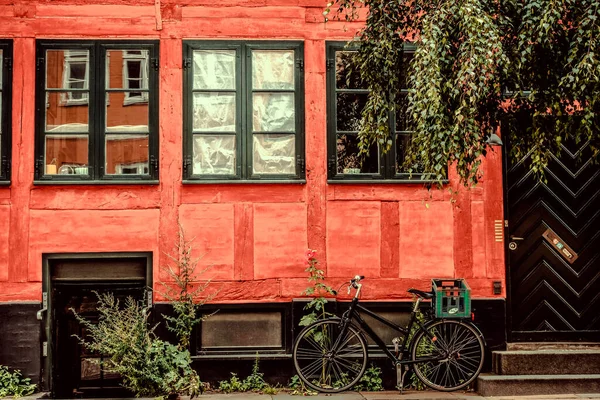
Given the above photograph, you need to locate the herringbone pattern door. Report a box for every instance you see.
[507,139,600,341]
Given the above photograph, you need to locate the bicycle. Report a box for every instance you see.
[292,275,486,393]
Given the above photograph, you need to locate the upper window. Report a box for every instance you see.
[0,40,12,183]
[326,42,422,182]
[35,40,159,182]
[183,41,305,181]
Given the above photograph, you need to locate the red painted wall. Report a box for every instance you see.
[0,0,506,304]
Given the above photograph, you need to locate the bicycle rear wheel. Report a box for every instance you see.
[411,320,485,391]
[293,319,368,393]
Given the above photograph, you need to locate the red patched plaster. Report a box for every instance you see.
[27,209,160,282]
[253,203,308,280]
[1,0,506,304]
[179,204,235,281]
[399,201,454,279]
[327,201,381,279]
[0,206,9,282]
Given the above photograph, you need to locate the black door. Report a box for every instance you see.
[506,138,600,341]
[53,284,144,398]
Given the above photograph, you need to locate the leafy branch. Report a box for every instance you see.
[327,0,600,186]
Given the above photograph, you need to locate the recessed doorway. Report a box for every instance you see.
[41,253,152,398]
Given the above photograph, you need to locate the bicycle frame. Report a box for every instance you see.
[338,297,442,366]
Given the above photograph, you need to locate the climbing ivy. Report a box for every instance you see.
[325,0,600,186]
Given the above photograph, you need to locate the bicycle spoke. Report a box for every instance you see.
[305,331,327,353]
[330,359,344,384]
[301,357,327,379]
[411,321,484,391]
[294,320,367,393]
[296,347,325,359]
[333,354,362,372]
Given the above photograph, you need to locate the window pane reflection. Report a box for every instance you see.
[252,93,295,132]
[106,50,149,91]
[106,92,148,133]
[336,134,379,174]
[105,134,149,175]
[46,50,89,91]
[253,134,295,174]
[193,134,236,175]
[45,135,89,175]
[45,92,89,132]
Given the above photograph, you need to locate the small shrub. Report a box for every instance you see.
[218,356,281,394]
[354,364,383,391]
[73,293,200,398]
[0,366,36,398]
[262,385,279,395]
[218,373,244,393]
[288,374,302,391]
[299,249,336,327]
[161,223,217,350]
[288,374,316,396]
[241,356,267,391]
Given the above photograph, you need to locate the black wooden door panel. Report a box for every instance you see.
[507,138,600,341]
[53,284,144,398]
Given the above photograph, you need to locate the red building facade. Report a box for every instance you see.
[7,0,596,396]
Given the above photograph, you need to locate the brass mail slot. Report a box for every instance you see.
[542,229,578,264]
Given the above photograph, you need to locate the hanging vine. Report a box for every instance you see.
[325,0,600,186]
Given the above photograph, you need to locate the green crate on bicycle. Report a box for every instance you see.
[432,278,471,318]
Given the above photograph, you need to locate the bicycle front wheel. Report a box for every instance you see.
[411,320,485,391]
[293,319,368,393]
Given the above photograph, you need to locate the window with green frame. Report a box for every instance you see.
[0,40,12,183]
[34,40,159,182]
[183,41,305,181]
[326,41,423,182]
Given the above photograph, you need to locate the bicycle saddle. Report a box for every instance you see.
[408,288,434,299]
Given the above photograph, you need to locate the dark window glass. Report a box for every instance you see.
[327,42,421,181]
[0,41,13,182]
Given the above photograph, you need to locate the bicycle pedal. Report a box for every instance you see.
[395,364,406,394]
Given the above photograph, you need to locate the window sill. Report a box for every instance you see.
[183,179,306,185]
[327,179,449,185]
[33,180,160,186]
[0,181,10,186]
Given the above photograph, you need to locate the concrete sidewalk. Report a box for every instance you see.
[193,392,600,400]
[10,391,600,400]
[198,392,600,400]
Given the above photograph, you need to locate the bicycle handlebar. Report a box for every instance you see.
[348,275,365,297]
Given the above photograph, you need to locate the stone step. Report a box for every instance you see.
[506,342,600,351]
[477,373,600,397]
[493,349,600,375]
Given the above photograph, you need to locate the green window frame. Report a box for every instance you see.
[0,40,12,184]
[183,41,305,182]
[34,40,159,183]
[326,41,423,183]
